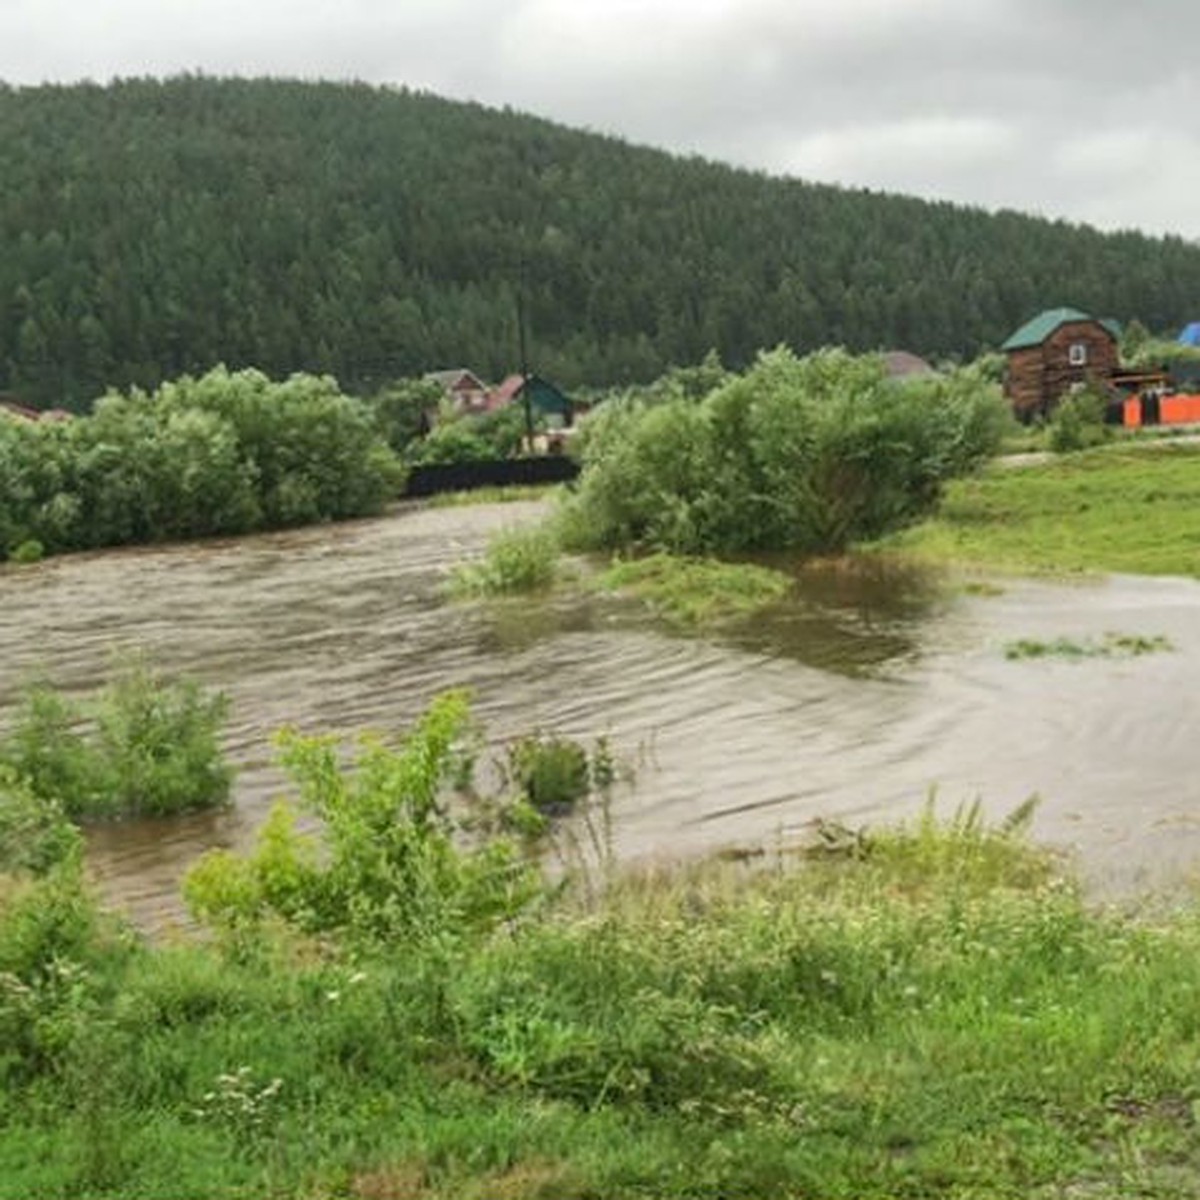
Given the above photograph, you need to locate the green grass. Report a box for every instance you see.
[594,553,792,626]
[884,443,1200,577]
[6,799,1200,1197]
[425,484,563,508]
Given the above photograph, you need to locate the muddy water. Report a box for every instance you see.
[2,500,1200,929]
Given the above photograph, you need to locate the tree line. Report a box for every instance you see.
[3,74,1200,410]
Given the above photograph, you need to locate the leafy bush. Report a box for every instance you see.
[184,691,540,945]
[559,347,1007,556]
[0,662,232,820]
[408,421,502,466]
[0,366,402,561]
[91,662,232,818]
[1048,385,1110,452]
[368,377,440,455]
[503,735,592,815]
[0,768,81,876]
[9,539,44,564]
[449,526,560,597]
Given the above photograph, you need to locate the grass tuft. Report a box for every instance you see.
[594,553,792,626]
[449,526,561,597]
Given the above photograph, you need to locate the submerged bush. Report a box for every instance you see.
[0,767,81,876]
[0,662,232,820]
[501,734,614,816]
[185,691,540,944]
[449,525,560,597]
[560,347,1007,556]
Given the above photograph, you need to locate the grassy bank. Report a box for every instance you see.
[5,789,1200,1197]
[884,443,1200,577]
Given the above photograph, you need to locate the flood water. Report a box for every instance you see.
[2,499,1200,929]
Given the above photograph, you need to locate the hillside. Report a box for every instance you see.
[2,75,1200,409]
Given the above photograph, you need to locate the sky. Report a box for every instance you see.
[3,0,1199,241]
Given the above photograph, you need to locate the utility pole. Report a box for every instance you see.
[517,258,534,453]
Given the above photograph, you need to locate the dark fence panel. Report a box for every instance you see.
[404,456,580,498]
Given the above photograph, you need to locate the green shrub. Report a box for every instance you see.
[0,662,231,820]
[450,526,559,597]
[10,539,44,564]
[185,691,541,945]
[409,421,503,466]
[559,347,1007,557]
[0,767,81,876]
[1049,386,1110,452]
[0,366,401,561]
[503,735,591,814]
[91,661,232,818]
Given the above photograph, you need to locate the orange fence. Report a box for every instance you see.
[1159,394,1200,425]
[1122,393,1200,428]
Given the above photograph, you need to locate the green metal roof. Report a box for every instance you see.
[1001,307,1109,351]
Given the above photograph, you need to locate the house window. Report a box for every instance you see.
[1068,343,1088,366]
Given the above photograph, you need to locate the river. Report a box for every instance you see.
[2,499,1199,929]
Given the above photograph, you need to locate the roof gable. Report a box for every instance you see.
[423,368,486,391]
[1001,307,1115,351]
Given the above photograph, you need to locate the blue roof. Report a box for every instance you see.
[1179,322,1200,347]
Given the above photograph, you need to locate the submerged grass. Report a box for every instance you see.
[6,790,1200,1197]
[594,553,792,626]
[883,443,1200,577]
[449,525,561,597]
[1004,632,1174,661]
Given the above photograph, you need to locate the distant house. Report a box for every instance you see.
[0,397,73,424]
[1001,307,1120,419]
[422,368,490,415]
[881,350,936,380]
[486,373,574,426]
[0,398,41,422]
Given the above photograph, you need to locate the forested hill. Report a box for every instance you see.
[3,75,1200,410]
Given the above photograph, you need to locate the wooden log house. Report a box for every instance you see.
[1001,308,1120,420]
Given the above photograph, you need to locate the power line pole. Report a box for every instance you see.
[517,258,534,453]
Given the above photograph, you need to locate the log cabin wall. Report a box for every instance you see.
[1005,320,1118,419]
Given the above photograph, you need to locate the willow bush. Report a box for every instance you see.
[560,347,1008,556]
[0,366,402,561]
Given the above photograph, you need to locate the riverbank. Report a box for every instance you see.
[882,443,1200,578]
[5,805,1200,1199]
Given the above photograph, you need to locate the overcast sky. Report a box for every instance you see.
[4,0,1199,240]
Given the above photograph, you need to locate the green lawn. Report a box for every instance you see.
[884,443,1200,577]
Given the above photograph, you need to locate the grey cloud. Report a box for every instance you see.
[1,0,1198,238]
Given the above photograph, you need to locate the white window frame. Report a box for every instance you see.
[1068,342,1088,366]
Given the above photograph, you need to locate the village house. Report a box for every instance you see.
[422,368,490,415]
[1001,308,1120,419]
[0,396,71,423]
[486,373,574,426]
[881,350,937,381]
